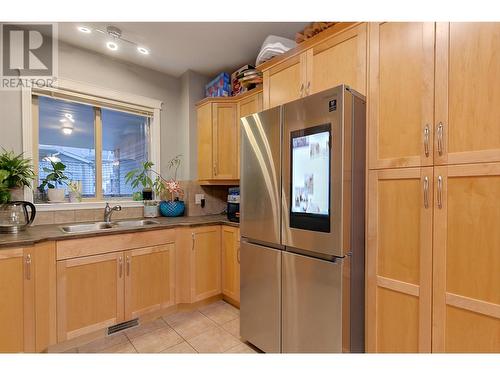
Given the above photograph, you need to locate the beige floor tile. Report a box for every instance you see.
[161,341,197,353]
[164,311,217,340]
[224,343,258,353]
[78,333,129,353]
[100,341,137,353]
[130,326,183,353]
[187,326,240,353]
[199,301,239,325]
[125,318,167,340]
[221,317,240,338]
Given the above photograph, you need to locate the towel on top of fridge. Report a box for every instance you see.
[256,35,297,66]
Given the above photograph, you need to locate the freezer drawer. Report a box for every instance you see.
[282,251,343,353]
[240,241,281,353]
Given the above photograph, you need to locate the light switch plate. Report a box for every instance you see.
[195,194,205,205]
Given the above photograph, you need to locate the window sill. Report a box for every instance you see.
[35,200,144,211]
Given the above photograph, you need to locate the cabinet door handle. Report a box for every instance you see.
[306,81,311,95]
[423,176,429,209]
[118,256,123,278]
[213,164,217,177]
[437,122,444,156]
[237,246,240,264]
[126,256,130,276]
[437,175,443,209]
[191,233,195,251]
[424,125,430,157]
[300,83,304,97]
[25,254,32,280]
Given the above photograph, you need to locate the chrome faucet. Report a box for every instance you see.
[104,203,122,223]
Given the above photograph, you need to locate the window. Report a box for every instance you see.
[34,94,152,202]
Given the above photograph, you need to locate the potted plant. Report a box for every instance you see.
[0,169,11,204]
[39,160,69,202]
[0,149,36,201]
[125,161,155,201]
[68,180,82,203]
[157,155,185,217]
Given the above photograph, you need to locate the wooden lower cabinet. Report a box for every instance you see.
[124,244,175,320]
[221,226,240,304]
[191,226,222,302]
[56,252,124,342]
[367,168,433,352]
[0,247,35,353]
[433,163,500,352]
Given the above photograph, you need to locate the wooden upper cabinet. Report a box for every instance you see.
[433,163,500,352]
[221,226,240,304]
[197,103,213,181]
[238,90,263,118]
[56,252,124,343]
[263,53,304,109]
[213,102,238,179]
[310,22,367,95]
[0,248,35,353]
[367,168,432,352]
[191,226,222,302]
[435,23,500,165]
[368,22,435,169]
[124,244,175,320]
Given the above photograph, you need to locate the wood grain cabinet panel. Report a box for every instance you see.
[213,103,238,179]
[433,163,500,352]
[368,22,434,169]
[436,23,500,165]
[367,168,432,352]
[311,23,367,95]
[265,54,303,108]
[124,244,175,320]
[191,226,222,302]
[56,252,124,343]
[0,248,35,353]
[221,226,240,304]
[197,103,213,181]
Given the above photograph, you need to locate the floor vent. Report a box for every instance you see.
[107,318,139,335]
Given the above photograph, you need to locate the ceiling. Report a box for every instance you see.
[56,22,310,77]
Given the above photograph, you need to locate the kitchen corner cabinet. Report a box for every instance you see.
[191,226,222,302]
[368,22,435,169]
[0,247,35,353]
[197,100,238,183]
[124,244,176,320]
[432,163,500,352]
[221,226,240,304]
[367,168,432,352]
[262,23,366,109]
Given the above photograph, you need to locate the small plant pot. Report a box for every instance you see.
[143,201,160,218]
[47,188,65,202]
[9,187,24,201]
[159,200,185,217]
[68,191,81,203]
[142,188,153,201]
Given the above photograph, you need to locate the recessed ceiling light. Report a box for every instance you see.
[78,26,91,34]
[137,47,149,55]
[106,41,118,51]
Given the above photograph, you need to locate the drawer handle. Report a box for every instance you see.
[118,256,123,278]
[25,254,32,280]
[423,176,429,209]
[424,125,430,157]
[437,175,443,209]
[126,256,130,276]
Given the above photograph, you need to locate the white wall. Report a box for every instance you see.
[0,41,209,181]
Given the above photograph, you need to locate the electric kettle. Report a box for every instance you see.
[0,201,36,233]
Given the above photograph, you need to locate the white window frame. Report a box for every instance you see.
[21,78,162,211]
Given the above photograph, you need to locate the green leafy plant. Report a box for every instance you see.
[0,169,11,203]
[0,148,36,189]
[39,160,69,189]
[125,161,155,192]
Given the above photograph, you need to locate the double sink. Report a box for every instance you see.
[60,219,159,233]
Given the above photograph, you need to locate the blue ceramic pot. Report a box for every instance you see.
[159,200,185,217]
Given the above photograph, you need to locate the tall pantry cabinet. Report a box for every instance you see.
[367,22,500,353]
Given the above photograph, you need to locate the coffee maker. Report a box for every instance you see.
[227,187,240,222]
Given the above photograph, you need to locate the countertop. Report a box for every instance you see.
[0,214,239,249]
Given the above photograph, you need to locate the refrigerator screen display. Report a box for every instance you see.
[290,123,331,233]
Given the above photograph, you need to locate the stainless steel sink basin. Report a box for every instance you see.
[60,219,159,233]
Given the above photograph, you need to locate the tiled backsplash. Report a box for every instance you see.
[33,180,234,225]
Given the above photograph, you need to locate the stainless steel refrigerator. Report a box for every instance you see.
[239,85,365,353]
